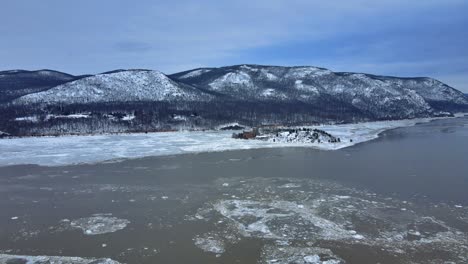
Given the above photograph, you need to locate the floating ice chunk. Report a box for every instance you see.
[194,235,225,254]
[70,215,130,235]
[222,183,229,187]
[11,216,19,220]
[161,196,169,200]
[322,260,342,264]
[303,255,320,263]
[0,254,121,264]
[336,195,351,199]
[454,205,463,208]
[278,183,301,189]
[353,234,365,240]
[408,230,421,236]
[260,245,343,264]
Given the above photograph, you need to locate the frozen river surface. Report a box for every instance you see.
[0,117,454,167]
[0,117,467,263]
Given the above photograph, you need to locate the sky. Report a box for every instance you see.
[1,0,468,92]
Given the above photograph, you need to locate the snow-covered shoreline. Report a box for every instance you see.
[0,114,466,167]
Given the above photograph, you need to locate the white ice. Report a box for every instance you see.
[0,254,120,264]
[70,215,130,235]
[193,235,225,254]
[0,115,463,167]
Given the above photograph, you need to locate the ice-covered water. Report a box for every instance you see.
[260,245,344,264]
[1,116,467,263]
[189,177,468,263]
[0,254,120,264]
[0,116,458,167]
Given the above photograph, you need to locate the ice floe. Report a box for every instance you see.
[69,214,130,235]
[260,245,344,264]
[0,254,120,264]
[193,233,225,255]
[189,177,468,263]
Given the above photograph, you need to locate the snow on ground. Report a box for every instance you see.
[121,113,135,121]
[209,71,253,90]
[14,116,40,122]
[0,116,464,167]
[178,69,211,79]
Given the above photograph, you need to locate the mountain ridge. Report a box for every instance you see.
[1,64,467,137]
[0,69,91,103]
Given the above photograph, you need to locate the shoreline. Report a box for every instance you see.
[1,113,466,140]
[0,114,466,167]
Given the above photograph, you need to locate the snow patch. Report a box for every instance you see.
[240,65,259,72]
[209,72,253,90]
[179,69,211,79]
[15,116,39,122]
[46,113,91,120]
[285,67,332,79]
[295,80,319,94]
[122,113,135,121]
[260,69,279,81]
[172,115,187,121]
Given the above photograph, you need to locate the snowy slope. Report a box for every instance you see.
[14,70,211,104]
[171,65,468,118]
[0,69,84,102]
[4,65,468,137]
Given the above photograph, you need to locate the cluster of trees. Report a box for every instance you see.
[0,97,383,137]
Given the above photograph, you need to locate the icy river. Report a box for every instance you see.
[0,117,467,263]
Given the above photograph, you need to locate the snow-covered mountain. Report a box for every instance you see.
[0,69,87,102]
[2,65,468,136]
[14,70,211,104]
[171,65,468,118]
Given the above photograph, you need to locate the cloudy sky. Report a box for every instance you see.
[1,0,467,91]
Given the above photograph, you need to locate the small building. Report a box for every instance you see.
[232,128,259,139]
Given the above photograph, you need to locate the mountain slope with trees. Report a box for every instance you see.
[1,65,467,137]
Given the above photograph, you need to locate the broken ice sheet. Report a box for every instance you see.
[0,254,121,264]
[212,199,356,241]
[69,214,130,235]
[259,245,344,264]
[189,177,468,263]
[193,233,225,255]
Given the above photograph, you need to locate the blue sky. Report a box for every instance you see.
[1,0,467,92]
